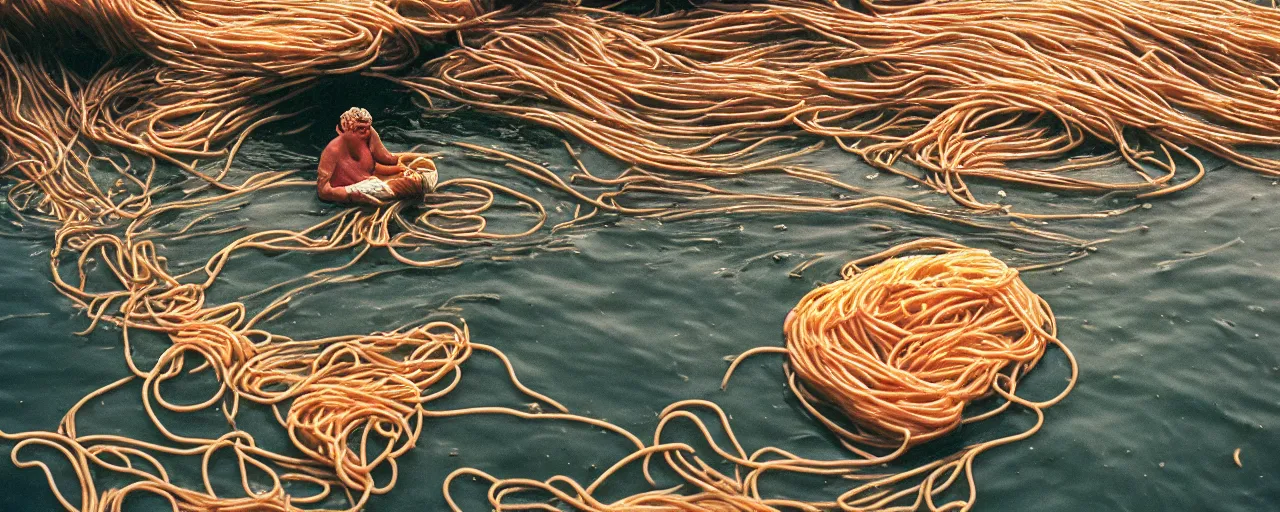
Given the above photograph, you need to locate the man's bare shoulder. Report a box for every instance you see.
[320,137,345,159]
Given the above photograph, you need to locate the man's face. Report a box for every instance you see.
[347,121,372,143]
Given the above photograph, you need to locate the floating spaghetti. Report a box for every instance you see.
[444,443,790,511]
[783,238,1058,446]
[15,0,1258,508]
[455,240,1077,511]
[0,29,633,511]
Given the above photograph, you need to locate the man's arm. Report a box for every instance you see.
[316,146,354,203]
[369,128,400,167]
[373,162,404,177]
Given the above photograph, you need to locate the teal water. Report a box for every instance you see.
[1,94,1279,511]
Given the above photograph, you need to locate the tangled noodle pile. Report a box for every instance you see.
[401,0,1280,210]
[0,0,1271,509]
[783,238,1058,447]
[2,0,494,169]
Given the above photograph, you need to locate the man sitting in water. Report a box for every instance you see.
[316,107,437,205]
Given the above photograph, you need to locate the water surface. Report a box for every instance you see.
[1,96,1278,511]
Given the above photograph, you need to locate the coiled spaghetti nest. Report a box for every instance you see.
[784,243,1056,447]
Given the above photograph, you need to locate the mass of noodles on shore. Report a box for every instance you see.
[397,0,1280,210]
[0,0,1272,509]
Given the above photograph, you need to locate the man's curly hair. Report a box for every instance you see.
[338,107,372,133]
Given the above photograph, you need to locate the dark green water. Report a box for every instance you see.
[2,99,1278,511]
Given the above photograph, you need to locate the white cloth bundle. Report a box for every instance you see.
[346,177,394,200]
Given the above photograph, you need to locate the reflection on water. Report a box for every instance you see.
[1,103,1278,511]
